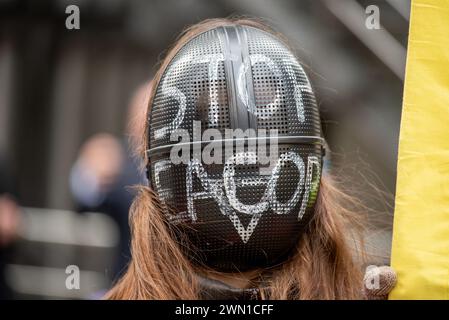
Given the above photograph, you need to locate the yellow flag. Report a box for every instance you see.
[390,0,449,299]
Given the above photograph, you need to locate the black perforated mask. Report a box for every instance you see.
[146,25,324,271]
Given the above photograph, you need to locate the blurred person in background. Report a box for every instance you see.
[0,155,21,299]
[70,83,149,282]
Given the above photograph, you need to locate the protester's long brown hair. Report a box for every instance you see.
[106,18,366,300]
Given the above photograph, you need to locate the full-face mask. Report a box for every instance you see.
[146,25,324,271]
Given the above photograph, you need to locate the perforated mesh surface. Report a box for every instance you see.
[148,25,323,271]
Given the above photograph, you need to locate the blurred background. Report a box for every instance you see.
[0,0,409,299]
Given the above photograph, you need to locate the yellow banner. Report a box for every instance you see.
[390,0,449,299]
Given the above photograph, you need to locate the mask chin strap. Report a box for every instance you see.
[195,273,266,300]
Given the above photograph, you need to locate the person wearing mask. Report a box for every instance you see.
[106,18,396,300]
